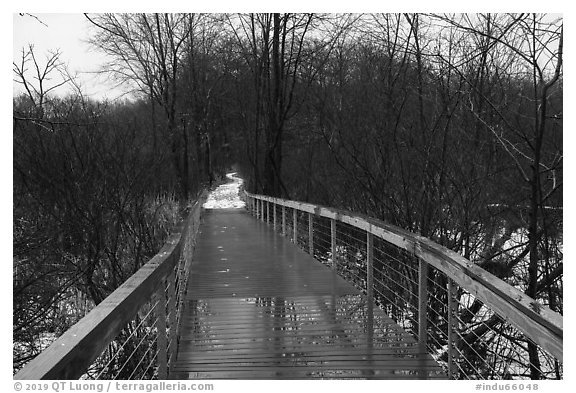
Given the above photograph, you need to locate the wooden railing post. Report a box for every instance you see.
[273,201,277,231]
[267,200,270,224]
[175,258,188,345]
[331,219,337,270]
[166,270,177,372]
[418,259,428,349]
[367,232,373,301]
[155,282,168,379]
[255,198,259,219]
[367,299,374,350]
[293,209,298,244]
[308,213,314,255]
[282,206,286,236]
[447,279,459,379]
[366,226,374,349]
[366,231,375,361]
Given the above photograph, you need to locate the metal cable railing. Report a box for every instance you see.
[89,298,160,379]
[245,192,563,380]
[14,192,207,380]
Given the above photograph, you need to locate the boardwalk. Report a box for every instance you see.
[13,177,562,380]
[171,208,445,379]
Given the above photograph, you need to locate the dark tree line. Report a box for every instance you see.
[14,13,561,379]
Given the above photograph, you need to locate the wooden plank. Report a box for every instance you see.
[183,341,422,351]
[176,346,428,358]
[179,319,408,332]
[173,361,441,370]
[177,332,416,344]
[179,340,424,349]
[172,369,446,380]
[180,316,407,327]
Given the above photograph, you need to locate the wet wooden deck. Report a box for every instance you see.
[171,209,445,379]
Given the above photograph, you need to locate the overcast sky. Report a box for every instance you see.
[11,5,565,101]
[13,13,129,100]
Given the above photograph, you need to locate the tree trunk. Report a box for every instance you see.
[182,118,190,197]
[526,160,542,379]
[168,117,188,200]
[263,13,283,197]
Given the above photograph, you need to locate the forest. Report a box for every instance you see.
[13,13,562,377]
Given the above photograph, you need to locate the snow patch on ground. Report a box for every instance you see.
[203,172,246,209]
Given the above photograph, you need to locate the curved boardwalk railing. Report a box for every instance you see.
[244,192,563,380]
[14,194,206,380]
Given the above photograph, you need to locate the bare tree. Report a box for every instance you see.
[226,13,317,196]
[429,13,563,379]
[13,45,75,120]
[86,13,193,198]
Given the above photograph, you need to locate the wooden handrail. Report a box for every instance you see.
[15,197,205,380]
[245,191,563,362]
